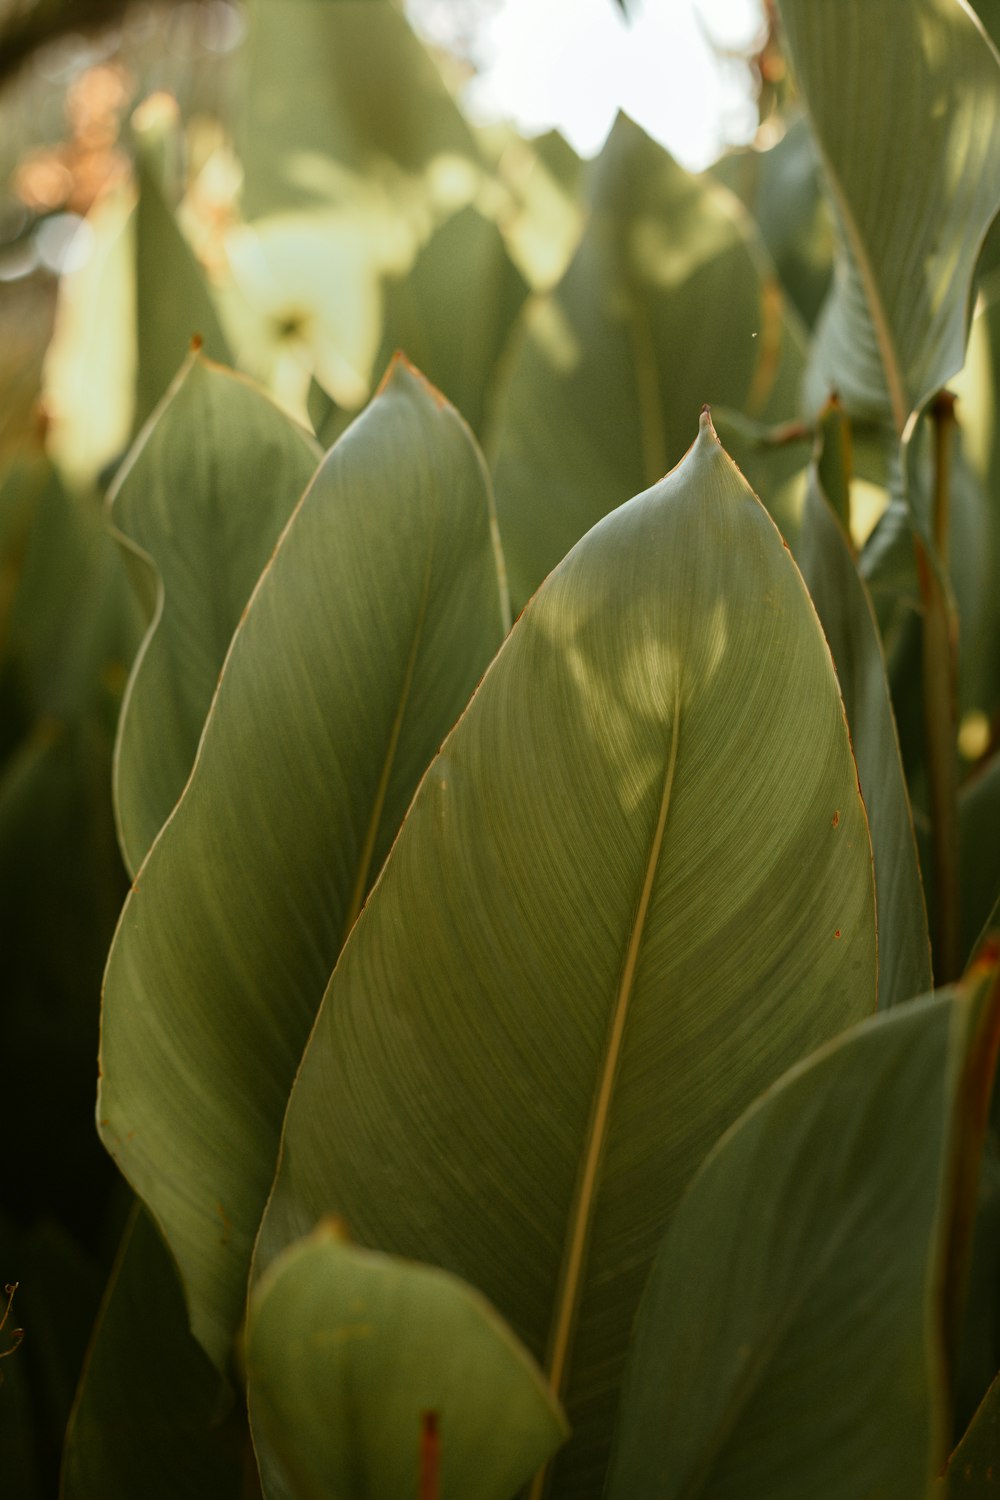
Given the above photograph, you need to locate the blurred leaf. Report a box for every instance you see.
[491,113,805,608]
[711,114,834,329]
[961,752,1000,967]
[99,360,509,1370]
[942,1368,1000,1495]
[605,962,1000,1500]
[0,1217,102,1500]
[61,1205,242,1500]
[371,205,529,439]
[777,0,1000,430]
[0,463,140,1246]
[258,415,876,1499]
[240,0,480,219]
[795,402,931,1007]
[247,1222,567,1500]
[954,1126,1000,1440]
[110,350,320,875]
[134,159,232,431]
[43,184,136,489]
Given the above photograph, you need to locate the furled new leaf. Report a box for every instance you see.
[776,0,1000,431]
[605,960,1000,1500]
[794,402,931,1006]
[257,413,877,1499]
[491,112,804,608]
[110,350,320,875]
[247,1222,567,1500]
[98,359,508,1371]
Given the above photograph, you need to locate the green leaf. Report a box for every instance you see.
[605,961,1000,1500]
[110,350,320,875]
[711,113,834,330]
[794,403,931,1006]
[134,160,232,432]
[961,751,1000,967]
[257,413,877,1498]
[98,358,509,1371]
[371,205,529,439]
[776,0,1000,431]
[246,1222,567,1500]
[240,0,480,219]
[61,1206,242,1500]
[491,113,804,608]
[943,1368,1000,1495]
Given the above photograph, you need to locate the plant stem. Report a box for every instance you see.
[917,391,960,983]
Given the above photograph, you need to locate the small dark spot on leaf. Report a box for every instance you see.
[831,810,840,828]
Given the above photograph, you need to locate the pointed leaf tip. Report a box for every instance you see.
[698,405,719,442]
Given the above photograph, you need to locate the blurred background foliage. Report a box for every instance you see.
[0,0,998,1492]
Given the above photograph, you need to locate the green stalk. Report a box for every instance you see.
[917,391,960,983]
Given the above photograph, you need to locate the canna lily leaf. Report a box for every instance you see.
[98,358,508,1371]
[794,401,931,1006]
[61,1206,241,1500]
[110,349,320,876]
[940,1368,1000,1495]
[134,159,232,432]
[256,411,877,1499]
[776,0,1000,432]
[490,112,805,609]
[240,0,480,219]
[605,956,1000,1500]
[246,1222,567,1500]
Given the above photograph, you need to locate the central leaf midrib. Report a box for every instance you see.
[340,551,434,945]
[534,687,683,1492]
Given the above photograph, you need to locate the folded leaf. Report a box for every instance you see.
[110,350,320,874]
[258,412,877,1498]
[246,1222,567,1500]
[99,358,508,1370]
[794,402,931,1006]
[777,0,1000,430]
[606,959,1000,1500]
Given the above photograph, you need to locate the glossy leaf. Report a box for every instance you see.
[110,350,320,875]
[606,961,1000,1500]
[247,1222,567,1500]
[61,1206,241,1500]
[794,403,931,1006]
[776,0,1000,430]
[98,359,508,1371]
[491,113,804,608]
[257,413,877,1498]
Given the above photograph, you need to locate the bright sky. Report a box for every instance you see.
[409,0,765,170]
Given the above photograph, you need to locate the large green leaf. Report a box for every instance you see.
[711,113,834,330]
[605,962,1000,1500]
[794,403,931,1006]
[371,205,529,440]
[98,359,508,1371]
[257,413,877,1499]
[247,1222,567,1500]
[491,113,805,608]
[61,1207,242,1500]
[240,0,479,219]
[110,350,320,875]
[776,0,1000,431]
